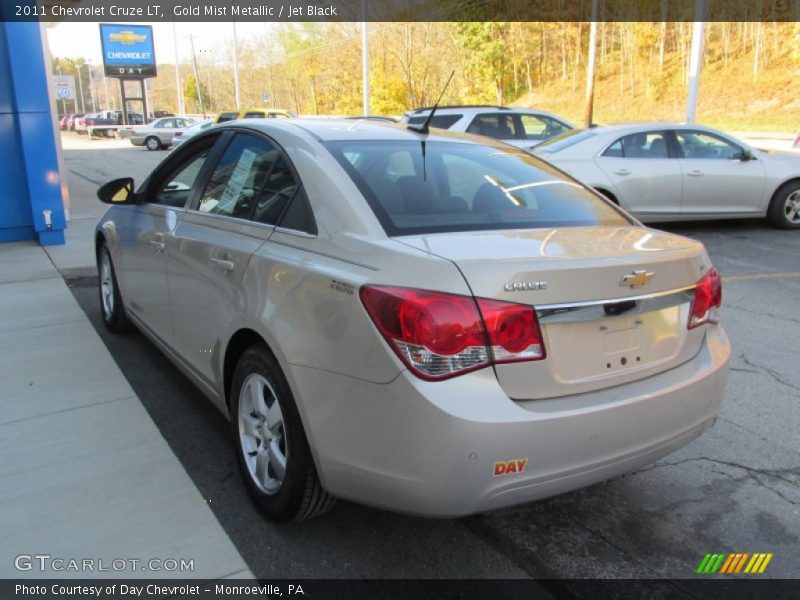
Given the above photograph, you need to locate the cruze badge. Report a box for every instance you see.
[621,269,655,289]
[504,281,548,292]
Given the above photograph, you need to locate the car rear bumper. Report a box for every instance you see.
[288,324,729,517]
[129,137,145,146]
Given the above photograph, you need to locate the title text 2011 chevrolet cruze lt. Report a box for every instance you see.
[95,119,730,521]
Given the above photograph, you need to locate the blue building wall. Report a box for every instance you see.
[0,22,65,246]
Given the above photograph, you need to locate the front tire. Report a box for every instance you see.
[230,345,335,522]
[767,181,800,229]
[145,136,162,151]
[98,243,132,333]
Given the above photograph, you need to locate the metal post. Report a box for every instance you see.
[232,21,241,109]
[102,73,110,110]
[76,64,85,113]
[189,34,206,118]
[361,19,370,115]
[141,80,149,125]
[172,22,184,115]
[87,64,96,112]
[686,0,706,123]
[583,0,599,128]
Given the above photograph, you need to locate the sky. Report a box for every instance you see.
[46,21,277,65]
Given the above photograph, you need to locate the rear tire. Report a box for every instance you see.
[145,136,162,151]
[98,243,132,333]
[767,181,800,229]
[230,345,335,522]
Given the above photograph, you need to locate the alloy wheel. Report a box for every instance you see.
[99,250,114,318]
[785,190,800,224]
[238,373,287,495]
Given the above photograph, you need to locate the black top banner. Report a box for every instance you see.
[2,0,799,22]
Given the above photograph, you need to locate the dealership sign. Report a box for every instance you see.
[52,75,75,100]
[99,23,157,78]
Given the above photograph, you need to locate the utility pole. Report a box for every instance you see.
[233,21,241,109]
[188,34,206,118]
[76,63,85,113]
[87,63,96,112]
[686,0,707,123]
[173,22,184,115]
[361,1,370,116]
[583,0,599,128]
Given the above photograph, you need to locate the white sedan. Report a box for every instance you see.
[171,118,216,149]
[535,123,800,229]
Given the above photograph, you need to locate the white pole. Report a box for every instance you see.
[233,21,241,109]
[686,0,706,123]
[173,22,184,115]
[144,78,151,121]
[87,64,96,112]
[103,73,110,110]
[361,21,370,115]
[76,65,85,113]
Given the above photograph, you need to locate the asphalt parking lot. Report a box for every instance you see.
[62,132,799,583]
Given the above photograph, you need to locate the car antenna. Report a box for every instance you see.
[407,69,455,135]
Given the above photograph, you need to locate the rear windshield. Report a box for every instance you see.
[406,114,463,129]
[535,128,597,154]
[325,140,629,236]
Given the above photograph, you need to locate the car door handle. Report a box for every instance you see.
[687,170,704,177]
[210,258,235,273]
[612,169,630,176]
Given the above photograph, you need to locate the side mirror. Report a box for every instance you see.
[734,149,756,161]
[97,177,135,204]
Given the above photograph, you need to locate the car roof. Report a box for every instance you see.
[218,117,488,144]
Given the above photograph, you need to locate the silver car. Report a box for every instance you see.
[130,116,197,151]
[536,123,800,229]
[401,106,575,151]
[95,119,730,521]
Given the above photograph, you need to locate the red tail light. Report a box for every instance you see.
[688,267,722,329]
[174,131,183,137]
[360,286,545,380]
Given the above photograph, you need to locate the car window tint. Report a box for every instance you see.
[244,111,266,119]
[466,114,520,139]
[152,151,210,207]
[277,186,317,234]
[252,155,299,226]
[603,132,669,158]
[406,114,463,129]
[676,130,742,159]
[326,140,629,235]
[198,134,281,220]
[217,112,238,123]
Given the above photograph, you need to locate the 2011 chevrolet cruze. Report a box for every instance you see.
[95,119,730,522]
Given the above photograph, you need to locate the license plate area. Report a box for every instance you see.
[544,305,685,383]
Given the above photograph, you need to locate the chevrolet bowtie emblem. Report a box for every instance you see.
[621,269,654,288]
[109,31,148,45]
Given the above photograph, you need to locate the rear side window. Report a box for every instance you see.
[466,114,520,139]
[603,132,669,158]
[406,114,463,129]
[520,115,571,141]
[217,112,239,123]
[197,134,283,220]
[244,111,266,119]
[325,140,629,236]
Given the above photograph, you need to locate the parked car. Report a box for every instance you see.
[215,108,296,124]
[74,113,94,134]
[67,113,85,131]
[171,118,216,149]
[95,119,729,521]
[401,105,574,150]
[59,115,70,130]
[83,113,121,137]
[129,116,197,150]
[535,123,800,229]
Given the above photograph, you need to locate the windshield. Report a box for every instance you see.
[325,140,629,236]
[535,128,597,154]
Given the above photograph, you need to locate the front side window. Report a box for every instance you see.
[326,140,629,236]
[149,149,211,207]
[520,115,571,141]
[603,132,669,158]
[466,114,520,139]
[197,134,282,219]
[676,130,742,159]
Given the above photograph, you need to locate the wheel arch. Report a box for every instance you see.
[223,328,275,409]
